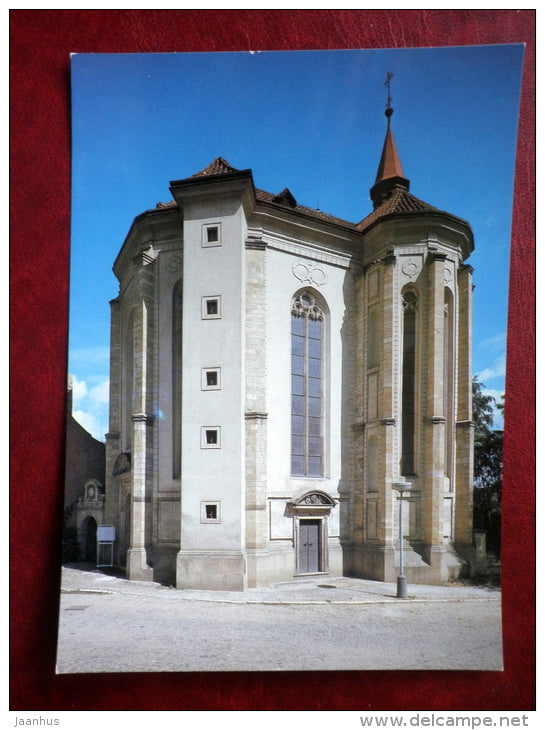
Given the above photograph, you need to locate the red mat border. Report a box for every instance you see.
[10,10,536,711]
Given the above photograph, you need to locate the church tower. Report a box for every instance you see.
[352,91,475,584]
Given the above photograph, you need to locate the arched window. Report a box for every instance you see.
[366,435,378,491]
[443,288,454,482]
[367,306,381,369]
[124,312,134,451]
[172,280,183,479]
[401,288,418,476]
[291,291,325,477]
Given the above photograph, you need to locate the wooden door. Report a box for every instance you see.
[299,519,320,573]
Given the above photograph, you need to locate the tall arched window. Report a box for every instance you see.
[291,291,325,477]
[124,312,134,451]
[443,288,454,483]
[401,288,418,476]
[367,306,381,369]
[172,280,183,479]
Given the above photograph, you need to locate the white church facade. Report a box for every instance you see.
[104,109,475,590]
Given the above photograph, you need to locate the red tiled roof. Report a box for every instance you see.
[255,188,356,228]
[357,186,441,232]
[156,157,444,233]
[191,157,239,178]
[167,157,357,228]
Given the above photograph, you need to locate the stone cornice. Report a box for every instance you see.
[254,228,354,269]
[245,411,268,420]
[132,413,154,425]
[427,250,448,263]
[362,250,396,274]
[426,416,447,424]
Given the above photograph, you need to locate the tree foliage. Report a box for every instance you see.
[472,377,503,555]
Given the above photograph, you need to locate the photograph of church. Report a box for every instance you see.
[99,104,475,591]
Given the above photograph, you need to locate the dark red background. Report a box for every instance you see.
[10,10,535,711]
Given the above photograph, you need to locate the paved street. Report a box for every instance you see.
[56,565,502,673]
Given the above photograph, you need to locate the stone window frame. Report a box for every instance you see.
[201,295,223,320]
[201,367,222,391]
[202,222,222,248]
[200,501,222,523]
[290,288,329,478]
[201,426,221,449]
[401,284,421,477]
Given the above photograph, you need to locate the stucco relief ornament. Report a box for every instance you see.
[301,493,329,505]
[167,255,183,274]
[444,263,453,284]
[400,258,421,281]
[292,260,327,287]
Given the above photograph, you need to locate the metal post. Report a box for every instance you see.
[392,481,412,598]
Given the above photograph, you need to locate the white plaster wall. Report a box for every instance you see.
[180,195,247,552]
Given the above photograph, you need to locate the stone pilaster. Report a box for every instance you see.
[455,264,475,550]
[244,239,268,585]
[422,254,447,572]
[350,269,366,573]
[361,255,397,581]
[244,412,268,584]
[127,266,155,581]
[378,256,397,547]
[127,412,153,580]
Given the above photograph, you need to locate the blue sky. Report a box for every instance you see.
[69,46,523,440]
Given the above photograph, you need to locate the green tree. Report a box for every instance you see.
[472,377,503,555]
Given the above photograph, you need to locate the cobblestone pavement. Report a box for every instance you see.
[56,565,503,673]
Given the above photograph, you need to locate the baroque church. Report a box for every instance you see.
[101,105,475,590]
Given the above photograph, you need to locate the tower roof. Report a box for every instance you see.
[357,185,441,232]
[370,107,410,209]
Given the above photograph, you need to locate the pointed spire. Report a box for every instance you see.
[370,74,410,209]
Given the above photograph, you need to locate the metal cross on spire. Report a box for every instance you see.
[385,72,393,107]
[384,71,394,121]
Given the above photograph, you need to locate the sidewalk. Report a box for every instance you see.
[60,564,500,606]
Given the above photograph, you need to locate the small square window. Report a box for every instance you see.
[202,368,221,390]
[201,501,221,523]
[201,296,222,319]
[201,426,221,449]
[202,223,222,247]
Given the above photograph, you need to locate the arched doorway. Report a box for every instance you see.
[81,516,97,563]
[289,491,337,575]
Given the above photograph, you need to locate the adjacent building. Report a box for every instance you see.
[64,378,106,562]
[104,108,475,589]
